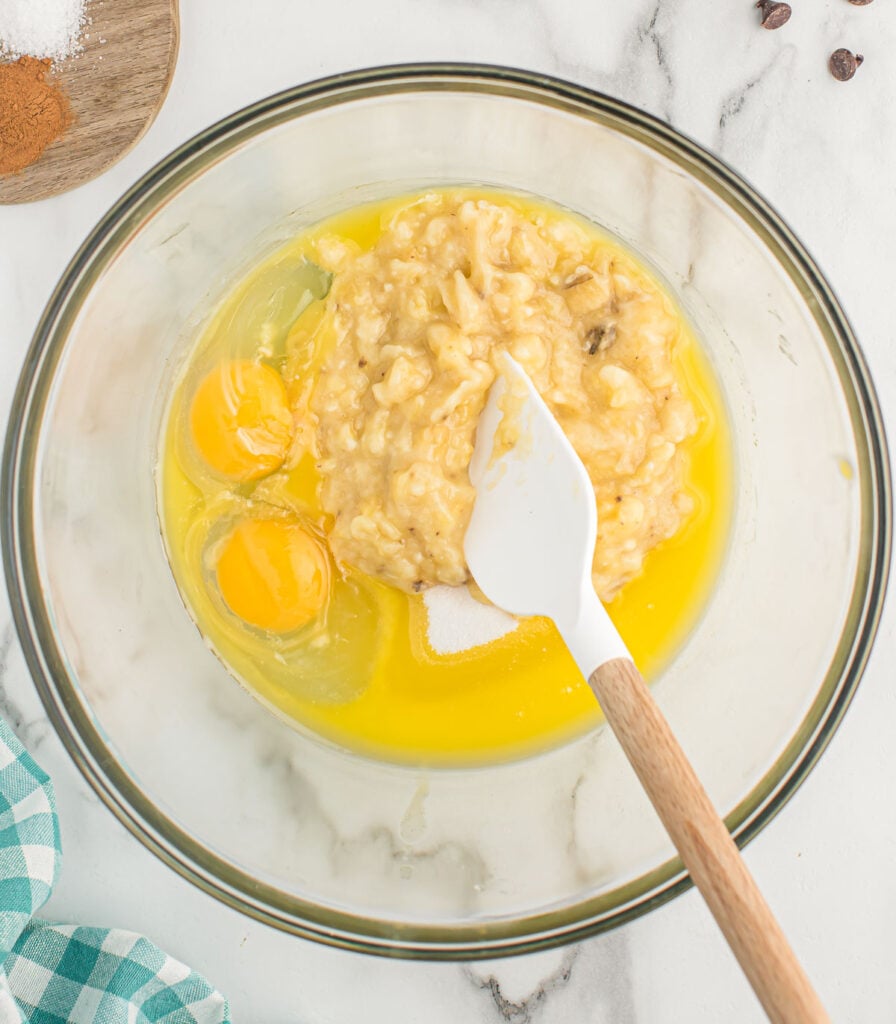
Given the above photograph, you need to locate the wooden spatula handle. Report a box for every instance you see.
[589,658,829,1024]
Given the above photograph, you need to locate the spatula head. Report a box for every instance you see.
[464,356,598,624]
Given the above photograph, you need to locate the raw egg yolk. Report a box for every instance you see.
[189,360,292,481]
[216,519,329,633]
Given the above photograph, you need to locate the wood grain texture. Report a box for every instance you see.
[589,658,830,1024]
[0,0,179,204]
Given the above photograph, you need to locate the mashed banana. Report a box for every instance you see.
[305,193,697,600]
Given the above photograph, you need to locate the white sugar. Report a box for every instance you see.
[424,584,518,655]
[0,0,86,61]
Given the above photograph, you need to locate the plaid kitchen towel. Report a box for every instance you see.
[0,718,231,1024]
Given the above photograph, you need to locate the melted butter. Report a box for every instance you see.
[159,189,732,765]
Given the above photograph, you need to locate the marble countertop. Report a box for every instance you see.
[2,1,895,1021]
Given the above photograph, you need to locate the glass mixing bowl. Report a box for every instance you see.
[2,65,890,957]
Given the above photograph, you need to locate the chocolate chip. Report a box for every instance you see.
[829,48,864,80]
[756,1,791,29]
[847,0,874,5]
[585,323,617,356]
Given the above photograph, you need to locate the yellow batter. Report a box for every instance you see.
[158,191,731,766]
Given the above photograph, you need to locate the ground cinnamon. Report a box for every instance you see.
[0,57,71,175]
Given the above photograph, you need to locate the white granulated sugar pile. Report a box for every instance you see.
[0,0,87,61]
[424,585,518,655]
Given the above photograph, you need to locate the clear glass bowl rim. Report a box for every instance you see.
[2,63,891,959]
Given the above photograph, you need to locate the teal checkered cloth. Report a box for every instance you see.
[0,719,230,1024]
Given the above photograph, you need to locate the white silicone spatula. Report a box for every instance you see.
[464,356,829,1024]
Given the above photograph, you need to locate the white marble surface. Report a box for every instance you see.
[1,1,895,1021]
